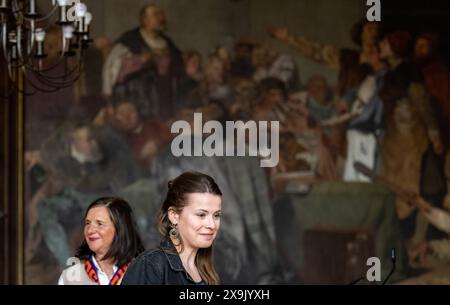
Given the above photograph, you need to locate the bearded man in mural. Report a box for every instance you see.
[25,122,138,268]
[103,3,187,121]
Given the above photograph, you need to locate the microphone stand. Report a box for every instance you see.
[382,248,396,285]
[349,248,396,285]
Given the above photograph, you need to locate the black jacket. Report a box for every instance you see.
[112,28,187,121]
[121,239,205,285]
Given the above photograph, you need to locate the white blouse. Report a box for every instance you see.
[58,256,118,285]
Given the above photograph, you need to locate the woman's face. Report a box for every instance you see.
[84,207,116,258]
[169,193,222,250]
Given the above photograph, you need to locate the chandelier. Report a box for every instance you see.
[0,0,93,96]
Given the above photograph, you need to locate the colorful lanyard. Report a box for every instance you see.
[85,257,129,285]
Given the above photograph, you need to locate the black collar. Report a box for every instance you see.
[159,239,185,272]
[159,239,198,283]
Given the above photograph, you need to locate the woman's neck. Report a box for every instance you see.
[175,244,197,267]
[172,239,201,281]
[95,254,115,278]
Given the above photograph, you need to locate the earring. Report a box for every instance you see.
[169,224,179,239]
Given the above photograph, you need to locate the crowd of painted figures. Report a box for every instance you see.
[23,4,450,283]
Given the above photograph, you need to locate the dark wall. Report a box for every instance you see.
[0,68,23,285]
[0,56,5,284]
[382,0,450,64]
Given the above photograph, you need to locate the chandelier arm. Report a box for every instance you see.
[12,0,28,15]
[0,80,40,99]
[26,59,81,80]
[7,61,16,80]
[20,40,80,74]
[23,5,58,22]
[34,65,83,87]
[1,23,9,62]
[25,48,85,77]
[6,57,32,69]
[32,68,83,89]
[36,67,81,81]
[3,27,34,68]
[4,45,32,73]
[8,58,83,90]
[32,34,83,73]
[21,14,61,34]
[23,51,71,73]
[27,19,35,54]
[3,67,52,96]
[16,20,36,64]
[15,82,39,96]
[1,1,92,95]
[21,66,65,93]
[22,66,82,93]
[27,58,85,86]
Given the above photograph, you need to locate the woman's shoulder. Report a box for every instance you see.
[133,247,167,264]
[61,260,85,273]
[128,240,176,270]
[59,260,96,285]
[122,248,168,285]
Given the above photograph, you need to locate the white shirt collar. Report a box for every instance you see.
[91,256,118,285]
